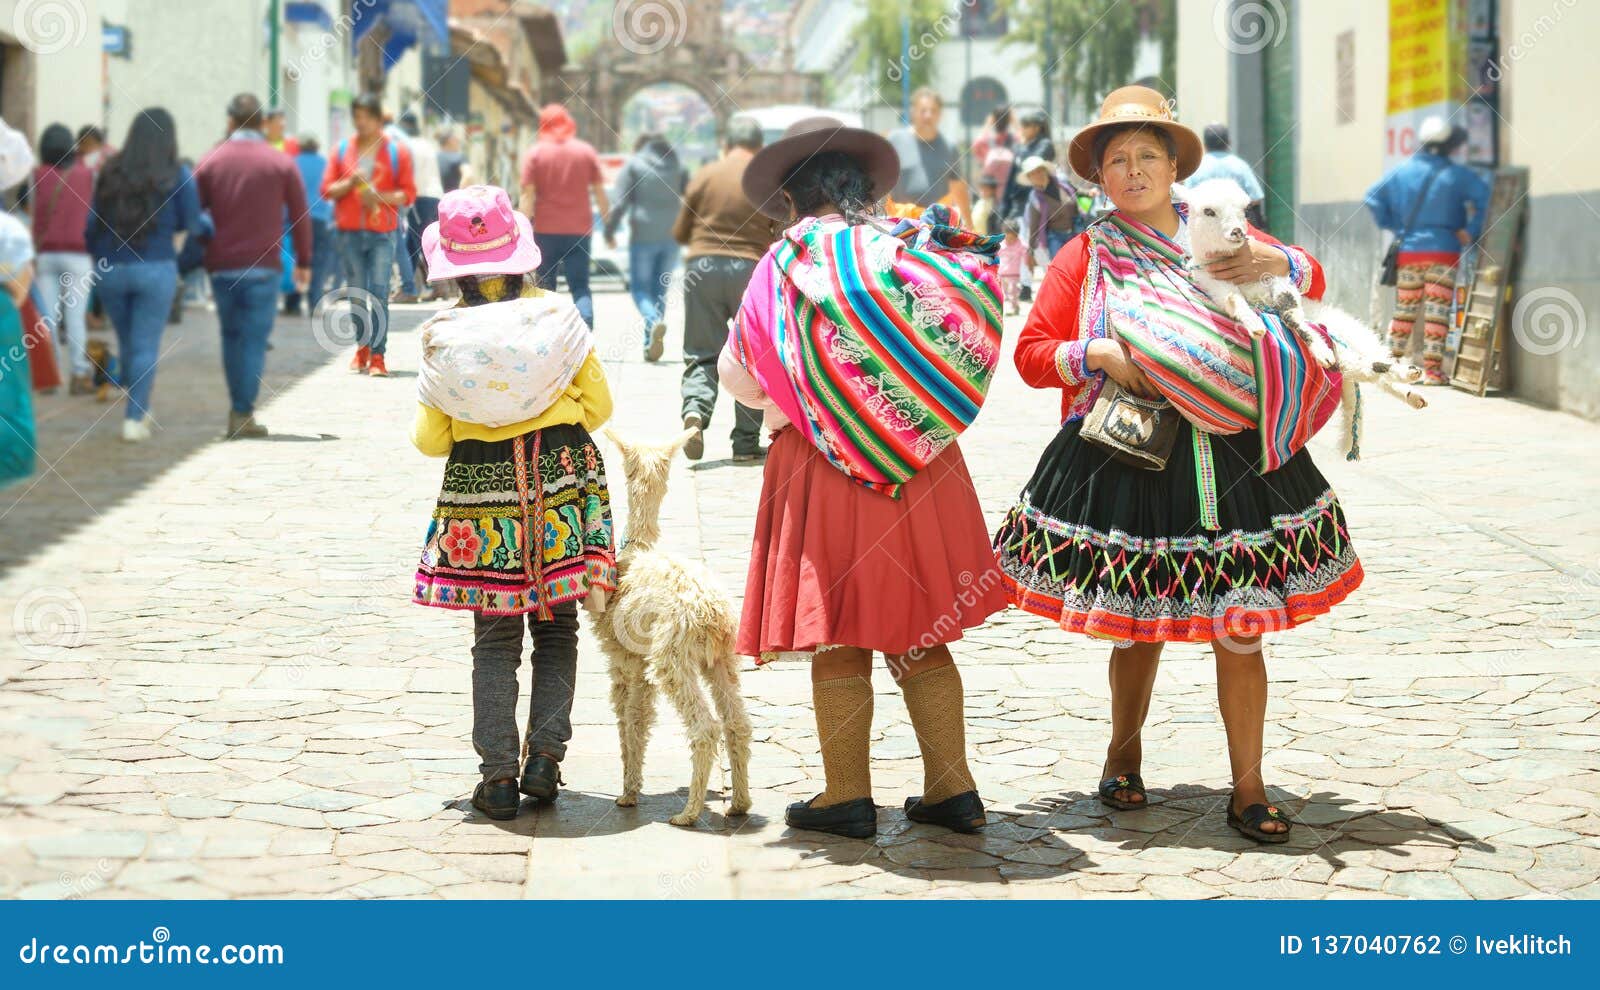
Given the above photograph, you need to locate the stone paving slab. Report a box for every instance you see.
[1,287,1598,899]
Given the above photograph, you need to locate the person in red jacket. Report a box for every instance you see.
[322,93,415,377]
[194,93,311,439]
[993,86,1361,845]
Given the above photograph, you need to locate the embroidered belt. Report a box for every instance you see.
[511,432,553,621]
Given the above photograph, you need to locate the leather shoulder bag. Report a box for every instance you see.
[1081,382,1181,470]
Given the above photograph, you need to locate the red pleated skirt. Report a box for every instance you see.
[737,428,1008,660]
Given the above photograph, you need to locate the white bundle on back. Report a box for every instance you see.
[417,296,592,428]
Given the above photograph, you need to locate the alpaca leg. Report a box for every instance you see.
[1225,292,1267,340]
[1285,305,1338,369]
[706,652,752,816]
[655,658,721,827]
[612,662,654,807]
[1378,374,1429,409]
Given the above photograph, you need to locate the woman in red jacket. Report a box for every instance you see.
[993,87,1363,843]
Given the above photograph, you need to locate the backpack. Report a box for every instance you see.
[417,296,593,428]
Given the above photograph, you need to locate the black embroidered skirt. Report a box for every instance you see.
[993,418,1363,643]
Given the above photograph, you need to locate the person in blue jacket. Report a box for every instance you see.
[1364,116,1490,384]
[285,135,336,314]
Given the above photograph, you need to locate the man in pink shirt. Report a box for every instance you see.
[517,104,608,327]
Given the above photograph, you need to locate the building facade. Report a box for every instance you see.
[1179,0,1600,418]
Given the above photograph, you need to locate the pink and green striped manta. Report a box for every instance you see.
[1081,210,1341,472]
[731,213,1004,498]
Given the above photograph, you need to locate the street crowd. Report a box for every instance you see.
[0,77,1492,844]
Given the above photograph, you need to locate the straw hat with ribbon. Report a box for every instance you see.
[1067,85,1202,183]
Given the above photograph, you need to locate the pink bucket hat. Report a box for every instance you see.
[421,184,541,282]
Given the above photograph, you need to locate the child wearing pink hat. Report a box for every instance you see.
[412,184,617,822]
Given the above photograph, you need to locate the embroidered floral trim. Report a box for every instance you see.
[1011,487,1346,554]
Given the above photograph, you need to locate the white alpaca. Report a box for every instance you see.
[1176,178,1427,456]
[592,427,752,826]
[1176,178,1336,369]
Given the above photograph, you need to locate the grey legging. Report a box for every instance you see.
[470,602,580,781]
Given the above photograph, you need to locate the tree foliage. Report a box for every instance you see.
[1002,0,1175,120]
[854,0,954,108]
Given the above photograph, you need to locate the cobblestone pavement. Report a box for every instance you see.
[2,284,1598,900]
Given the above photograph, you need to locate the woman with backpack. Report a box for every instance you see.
[322,93,415,378]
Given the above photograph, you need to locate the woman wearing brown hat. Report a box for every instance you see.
[992,86,1364,843]
[718,117,1010,839]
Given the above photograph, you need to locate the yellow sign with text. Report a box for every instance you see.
[1388,0,1450,113]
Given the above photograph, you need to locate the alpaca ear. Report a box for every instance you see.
[601,427,631,456]
[1170,182,1189,203]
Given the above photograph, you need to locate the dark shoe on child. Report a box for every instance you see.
[904,790,987,833]
[784,796,877,839]
[69,375,96,396]
[472,778,521,821]
[682,413,705,461]
[520,753,562,801]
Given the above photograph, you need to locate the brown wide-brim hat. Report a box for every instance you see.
[1067,85,1203,183]
[742,116,901,221]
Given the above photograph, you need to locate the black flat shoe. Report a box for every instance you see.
[904,791,987,833]
[784,796,876,839]
[1227,795,1293,844]
[520,753,561,802]
[1098,772,1148,810]
[472,778,520,821]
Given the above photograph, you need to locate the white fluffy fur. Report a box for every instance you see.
[593,427,752,827]
[1174,178,1427,456]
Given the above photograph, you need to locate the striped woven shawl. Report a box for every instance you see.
[1082,210,1340,471]
[731,213,1003,498]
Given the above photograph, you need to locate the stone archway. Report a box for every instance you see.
[542,2,822,153]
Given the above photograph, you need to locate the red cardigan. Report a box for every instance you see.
[321,136,416,234]
[1014,221,1327,423]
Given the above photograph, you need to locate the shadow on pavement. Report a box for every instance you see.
[1014,784,1490,866]
[764,805,1095,884]
[0,307,422,577]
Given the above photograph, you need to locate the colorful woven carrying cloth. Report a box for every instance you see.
[730,208,1004,498]
[1081,210,1342,474]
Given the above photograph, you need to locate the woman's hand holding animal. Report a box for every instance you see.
[1204,237,1291,285]
[1087,338,1160,400]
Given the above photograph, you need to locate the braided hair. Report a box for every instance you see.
[779,151,878,226]
[456,273,526,306]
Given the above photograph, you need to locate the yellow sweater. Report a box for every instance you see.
[410,349,612,457]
